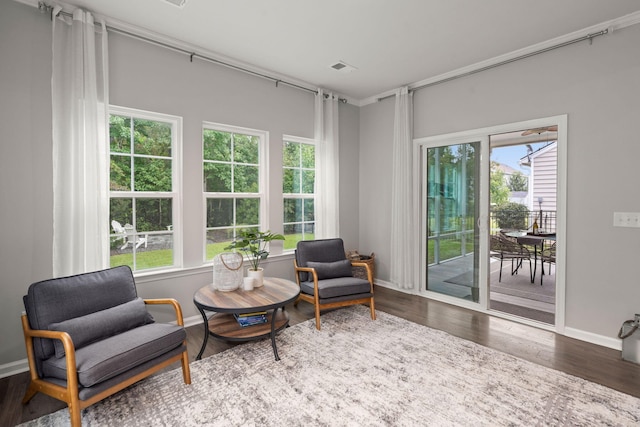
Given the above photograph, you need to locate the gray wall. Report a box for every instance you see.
[0,2,361,371]
[359,23,640,341]
[3,0,639,372]
[0,0,54,372]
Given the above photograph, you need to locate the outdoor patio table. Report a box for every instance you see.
[505,231,556,283]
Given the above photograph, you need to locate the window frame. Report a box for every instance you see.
[202,121,268,263]
[109,105,183,273]
[282,134,316,252]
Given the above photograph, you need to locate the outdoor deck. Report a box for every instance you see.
[427,255,555,324]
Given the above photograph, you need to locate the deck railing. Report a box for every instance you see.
[428,210,556,265]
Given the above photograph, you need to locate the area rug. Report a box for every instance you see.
[21,306,640,426]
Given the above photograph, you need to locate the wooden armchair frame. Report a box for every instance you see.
[21,298,191,427]
[294,259,376,330]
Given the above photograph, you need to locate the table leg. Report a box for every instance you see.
[270,306,281,361]
[540,241,546,276]
[531,245,538,284]
[196,306,209,361]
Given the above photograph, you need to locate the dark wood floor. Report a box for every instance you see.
[2,286,640,426]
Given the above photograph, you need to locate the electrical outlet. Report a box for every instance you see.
[613,212,640,228]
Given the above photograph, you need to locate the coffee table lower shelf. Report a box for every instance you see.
[207,309,289,340]
[197,309,290,361]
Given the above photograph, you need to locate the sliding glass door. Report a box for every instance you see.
[424,141,481,302]
[416,116,565,331]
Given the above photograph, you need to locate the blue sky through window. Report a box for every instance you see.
[491,143,548,174]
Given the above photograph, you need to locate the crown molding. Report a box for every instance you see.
[15,1,640,107]
[359,10,640,107]
[16,0,322,97]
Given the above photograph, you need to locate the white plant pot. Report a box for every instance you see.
[247,267,264,287]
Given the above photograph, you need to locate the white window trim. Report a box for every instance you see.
[109,105,183,271]
[282,134,316,253]
[202,121,269,263]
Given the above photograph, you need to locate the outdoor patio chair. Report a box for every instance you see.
[111,220,127,247]
[490,234,534,283]
[294,238,376,330]
[111,220,147,250]
[123,223,148,249]
[540,242,556,286]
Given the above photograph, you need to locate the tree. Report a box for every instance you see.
[490,162,510,206]
[508,171,528,192]
[494,202,529,230]
[109,115,174,233]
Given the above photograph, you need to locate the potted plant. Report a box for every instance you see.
[225,229,285,287]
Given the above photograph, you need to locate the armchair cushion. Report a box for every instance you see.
[48,298,154,358]
[24,265,140,364]
[306,260,353,280]
[42,323,186,388]
[300,276,372,299]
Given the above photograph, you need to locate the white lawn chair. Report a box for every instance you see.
[111,220,147,250]
[123,223,148,249]
[111,220,127,249]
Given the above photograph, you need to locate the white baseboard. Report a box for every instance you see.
[183,314,204,328]
[564,326,622,351]
[0,358,29,379]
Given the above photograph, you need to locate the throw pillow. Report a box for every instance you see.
[48,297,154,358]
[307,259,353,280]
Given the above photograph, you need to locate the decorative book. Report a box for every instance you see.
[234,312,268,327]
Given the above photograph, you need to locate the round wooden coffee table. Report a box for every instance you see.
[193,277,300,361]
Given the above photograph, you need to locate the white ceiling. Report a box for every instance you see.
[39,0,640,100]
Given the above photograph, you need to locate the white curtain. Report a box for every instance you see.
[314,89,340,239]
[52,9,110,277]
[390,87,416,289]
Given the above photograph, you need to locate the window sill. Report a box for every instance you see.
[132,252,295,284]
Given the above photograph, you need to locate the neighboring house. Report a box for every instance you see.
[519,142,557,213]
[494,163,529,205]
[509,190,528,205]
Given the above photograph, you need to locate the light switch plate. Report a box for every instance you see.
[613,212,640,228]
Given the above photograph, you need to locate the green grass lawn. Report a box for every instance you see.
[111,233,471,270]
[111,233,313,270]
[427,237,475,264]
[112,233,471,270]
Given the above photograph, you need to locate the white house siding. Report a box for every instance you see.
[530,142,558,229]
[530,143,557,214]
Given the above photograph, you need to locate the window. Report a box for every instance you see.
[204,123,266,260]
[109,107,181,272]
[283,136,315,250]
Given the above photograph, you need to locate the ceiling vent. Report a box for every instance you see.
[329,61,357,73]
[163,0,187,8]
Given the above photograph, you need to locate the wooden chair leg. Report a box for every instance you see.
[69,399,81,427]
[369,298,376,320]
[314,304,321,330]
[181,351,191,384]
[21,383,38,404]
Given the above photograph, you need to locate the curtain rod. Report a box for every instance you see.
[37,1,346,103]
[378,28,609,102]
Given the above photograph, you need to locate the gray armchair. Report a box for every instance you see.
[294,238,376,330]
[21,266,191,427]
